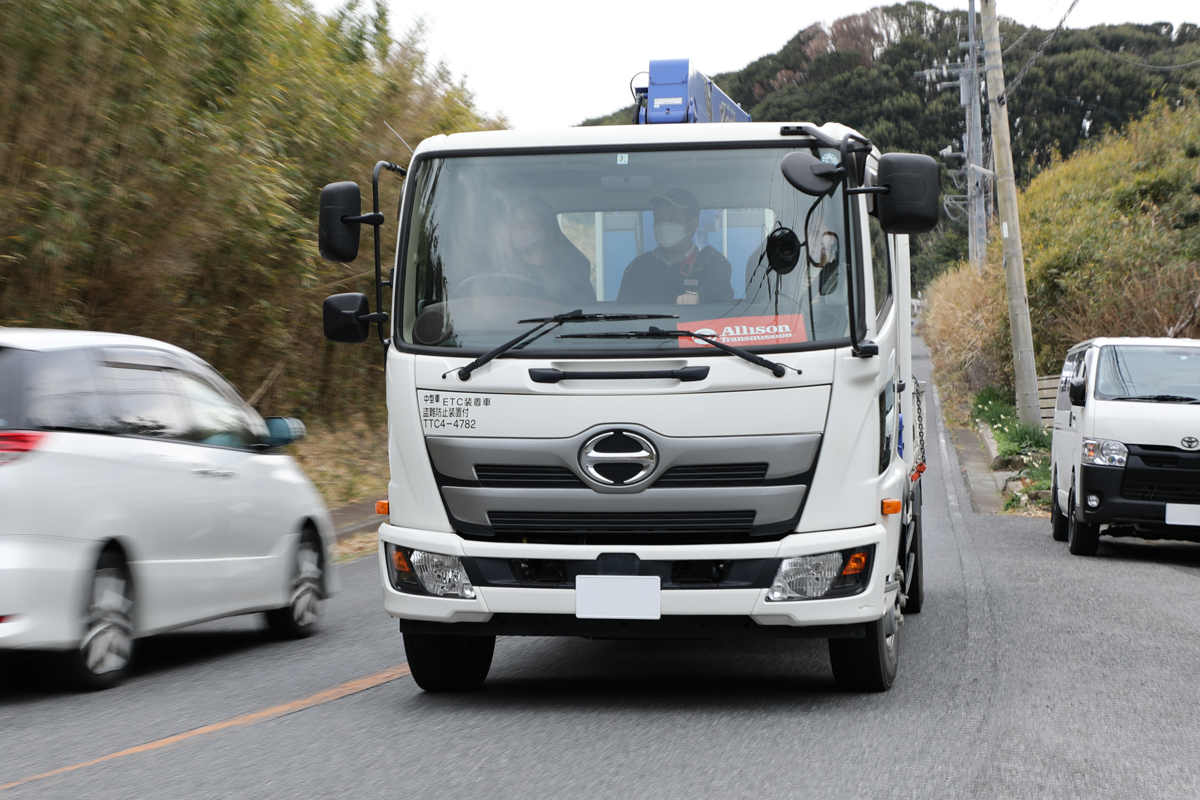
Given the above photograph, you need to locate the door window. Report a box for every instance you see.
[176,372,256,450]
[100,365,190,439]
[23,348,109,432]
[868,216,892,323]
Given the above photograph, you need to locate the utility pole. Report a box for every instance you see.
[981,0,1041,428]
[964,0,988,269]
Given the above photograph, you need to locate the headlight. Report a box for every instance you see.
[766,546,874,602]
[385,544,476,599]
[1082,439,1127,467]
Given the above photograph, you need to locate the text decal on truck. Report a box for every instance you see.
[418,392,492,431]
[677,315,807,348]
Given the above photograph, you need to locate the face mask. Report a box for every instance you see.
[512,227,544,251]
[654,221,688,248]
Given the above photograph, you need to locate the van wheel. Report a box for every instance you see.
[62,551,135,691]
[1051,474,1069,542]
[1067,489,1100,556]
[403,631,495,691]
[829,597,899,692]
[266,538,323,638]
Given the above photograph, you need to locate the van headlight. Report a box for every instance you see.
[1082,439,1127,467]
[385,544,476,599]
[766,546,874,602]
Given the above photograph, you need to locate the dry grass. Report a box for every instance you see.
[333,531,379,563]
[291,412,389,508]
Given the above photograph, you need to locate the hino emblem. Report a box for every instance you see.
[579,431,658,486]
[1183,436,1200,450]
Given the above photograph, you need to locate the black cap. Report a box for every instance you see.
[649,187,700,220]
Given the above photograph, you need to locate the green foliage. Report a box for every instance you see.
[0,0,502,419]
[972,388,1051,457]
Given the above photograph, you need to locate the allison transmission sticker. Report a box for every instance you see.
[676,315,806,348]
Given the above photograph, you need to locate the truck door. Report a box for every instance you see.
[867,210,900,474]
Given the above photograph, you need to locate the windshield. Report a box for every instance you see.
[1094,344,1200,401]
[398,147,851,354]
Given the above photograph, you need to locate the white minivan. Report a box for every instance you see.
[1050,337,1200,555]
[0,329,335,688]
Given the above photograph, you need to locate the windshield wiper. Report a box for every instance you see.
[558,326,794,378]
[1111,394,1200,404]
[446,310,679,381]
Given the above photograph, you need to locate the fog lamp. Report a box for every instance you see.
[1082,438,1127,467]
[766,546,874,602]
[1087,494,1101,508]
[385,544,475,598]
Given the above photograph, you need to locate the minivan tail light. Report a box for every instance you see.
[0,431,45,465]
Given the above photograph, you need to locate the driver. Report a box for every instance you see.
[502,197,596,305]
[616,188,733,305]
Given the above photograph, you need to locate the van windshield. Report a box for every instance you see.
[398,147,851,354]
[1094,344,1200,402]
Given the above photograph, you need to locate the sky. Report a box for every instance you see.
[312,0,1198,130]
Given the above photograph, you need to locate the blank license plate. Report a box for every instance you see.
[1166,504,1200,526]
[575,575,661,620]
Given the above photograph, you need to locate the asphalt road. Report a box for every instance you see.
[4,342,1200,798]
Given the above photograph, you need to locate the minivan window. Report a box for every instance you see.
[24,348,109,433]
[177,372,256,449]
[1094,344,1200,402]
[101,365,190,438]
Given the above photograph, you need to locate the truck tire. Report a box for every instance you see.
[904,504,924,615]
[1066,488,1100,556]
[1050,474,1068,542]
[829,610,898,692]
[403,631,495,691]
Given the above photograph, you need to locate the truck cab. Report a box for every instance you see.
[319,109,938,691]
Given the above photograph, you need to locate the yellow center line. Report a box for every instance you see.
[1,662,411,793]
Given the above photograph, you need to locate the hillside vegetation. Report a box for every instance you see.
[0,0,501,420]
[922,98,1200,404]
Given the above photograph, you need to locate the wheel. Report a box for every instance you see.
[1051,473,1069,542]
[454,272,551,300]
[266,537,323,638]
[1066,488,1100,556]
[903,510,924,615]
[829,594,899,692]
[60,550,134,691]
[403,631,495,691]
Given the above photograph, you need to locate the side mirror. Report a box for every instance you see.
[780,152,842,197]
[319,181,362,263]
[1068,377,1087,407]
[875,153,939,234]
[323,292,371,343]
[263,417,307,448]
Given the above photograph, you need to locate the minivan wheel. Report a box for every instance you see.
[1051,474,1069,542]
[266,538,323,639]
[62,551,135,691]
[403,631,495,691]
[1067,489,1100,556]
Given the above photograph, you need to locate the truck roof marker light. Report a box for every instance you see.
[376,500,389,515]
[881,499,902,515]
[842,551,869,575]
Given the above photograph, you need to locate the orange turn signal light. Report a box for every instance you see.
[391,548,412,573]
[881,498,902,515]
[376,500,389,515]
[842,551,869,575]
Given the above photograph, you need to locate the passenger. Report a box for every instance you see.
[504,197,596,305]
[616,188,734,305]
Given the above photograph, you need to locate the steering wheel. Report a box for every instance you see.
[453,272,552,300]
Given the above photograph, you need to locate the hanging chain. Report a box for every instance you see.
[911,373,927,481]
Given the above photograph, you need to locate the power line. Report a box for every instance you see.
[1003,0,1083,100]
[1077,32,1200,71]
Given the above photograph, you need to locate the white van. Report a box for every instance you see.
[0,329,335,688]
[1050,337,1200,555]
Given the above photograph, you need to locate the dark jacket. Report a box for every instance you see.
[615,246,734,305]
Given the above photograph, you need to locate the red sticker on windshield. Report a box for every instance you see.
[677,315,807,348]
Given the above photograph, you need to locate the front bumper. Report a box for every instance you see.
[1079,464,1200,540]
[376,522,893,635]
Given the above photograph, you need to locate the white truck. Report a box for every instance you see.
[318,61,939,691]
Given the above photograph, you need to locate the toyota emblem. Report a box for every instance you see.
[579,431,658,486]
[1183,436,1200,450]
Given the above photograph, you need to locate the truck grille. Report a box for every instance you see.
[486,510,757,544]
[653,463,768,487]
[472,463,770,489]
[475,465,584,488]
